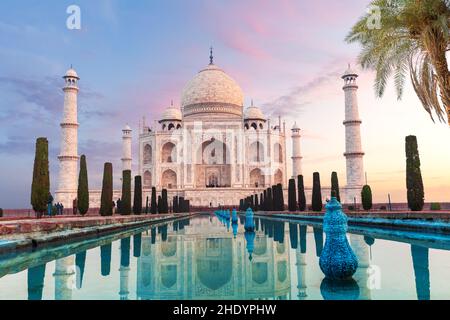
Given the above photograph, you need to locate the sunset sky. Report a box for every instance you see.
[0,0,449,208]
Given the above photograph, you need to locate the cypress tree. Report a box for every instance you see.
[31,137,50,218]
[173,196,179,213]
[77,155,89,216]
[361,185,373,211]
[121,170,132,215]
[239,199,244,211]
[151,187,157,214]
[99,163,113,216]
[272,185,278,211]
[260,193,264,211]
[263,190,267,211]
[297,175,306,211]
[312,172,323,212]
[179,197,185,212]
[267,188,273,211]
[162,189,168,213]
[278,184,285,211]
[133,176,142,215]
[145,196,149,214]
[331,171,341,203]
[405,135,424,211]
[288,178,297,212]
[158,195,163,213]
[255,194,259,211]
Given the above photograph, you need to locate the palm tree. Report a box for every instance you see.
[346,0,450,123]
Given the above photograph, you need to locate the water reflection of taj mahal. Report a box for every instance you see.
[137,216,291,300]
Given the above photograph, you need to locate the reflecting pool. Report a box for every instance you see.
[0,214,449,300]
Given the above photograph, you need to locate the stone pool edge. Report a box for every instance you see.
[247,212,450,234]
[0,213,200,255]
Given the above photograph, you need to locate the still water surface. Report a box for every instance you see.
[0,214,449,300]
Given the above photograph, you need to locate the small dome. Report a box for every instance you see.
[64,68,79,79]
[342,64,358,79]
[292,122,300,130]
[123,124,132,131]
[160,104,182,122]
[244,105,265,121]
[181,63,244,109]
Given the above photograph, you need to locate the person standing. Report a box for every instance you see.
[47,192,54,217]
[73,198,78,215]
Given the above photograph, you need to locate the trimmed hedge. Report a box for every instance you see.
[121,170,132,215]
[31,137,50,217]
[133,176,142,215]
[99,163,113,216]
[405,135,424,211]
[77,155,89,216]
[297,175,306,211]
[331,171,341,203]
[361,185,373,211]
[288,178,297,212]
[312,172,322,212]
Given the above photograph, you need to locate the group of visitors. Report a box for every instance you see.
[45,192,79,217]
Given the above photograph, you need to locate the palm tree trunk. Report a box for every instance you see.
[426,33,450,124]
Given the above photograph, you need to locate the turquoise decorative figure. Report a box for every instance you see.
[232,209,238,224]
[244,231,256,261]
[244,207,255,231]
[232,222,238,238]
[319,196,358,280]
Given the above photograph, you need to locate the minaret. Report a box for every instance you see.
[291,122,303,178]
[122,124,132,172]
[119,265,130,300]
[56,67,80,208]
[53,256,75,300]
[342,65,365,204]
[295,247,307,299]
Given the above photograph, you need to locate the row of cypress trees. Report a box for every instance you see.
[239,183,285,212]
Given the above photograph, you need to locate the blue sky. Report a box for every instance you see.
[1,0,449,208]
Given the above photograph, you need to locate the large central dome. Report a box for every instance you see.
[181,63,244,118]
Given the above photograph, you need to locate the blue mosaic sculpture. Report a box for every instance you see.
[244,207,255,231]
[319,197,358,280]
[231,209,238,224]
[244,231,256,261]
[232,221,238,238]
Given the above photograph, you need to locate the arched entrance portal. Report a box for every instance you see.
[162,169,177,189]
[249,168,265,188]
[196,139,232,188]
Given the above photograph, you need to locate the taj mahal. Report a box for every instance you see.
[55,51,365,209]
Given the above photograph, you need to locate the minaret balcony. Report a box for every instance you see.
[343,120,362,125]
[58,155,79,161]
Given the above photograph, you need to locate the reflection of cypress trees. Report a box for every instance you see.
[161,225,168,242]
[100,244,112,276]
[75,251,86,289]
[239,215,245,225]
[274,221,285,244]
[255,218,260,231]
[411,245,430,300]
[151,227,156,244]
[268,221,274,238]
[289,223,298,249]
[173,221,178,232]
[299,225,307,254]
[120,237,131,268]
[133,233,142,258]
[313,227,324,257]
[27,264,46,300]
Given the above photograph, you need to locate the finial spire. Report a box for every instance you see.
[171,99,174,107]
[209,46,214,65]
[251,99,254,107]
